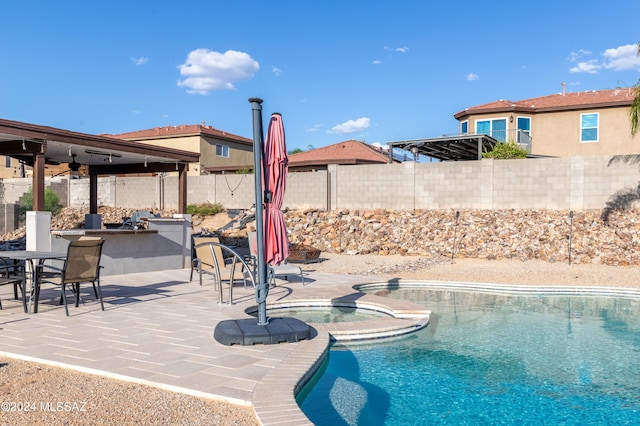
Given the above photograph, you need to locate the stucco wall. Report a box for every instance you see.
[465,107,640,158]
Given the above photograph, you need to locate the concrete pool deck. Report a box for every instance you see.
[0,268,431,425]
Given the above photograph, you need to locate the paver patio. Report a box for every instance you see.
[0,267,429,425]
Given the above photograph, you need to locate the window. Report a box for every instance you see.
[581,113,598,142]
[492,119,507,141]
[4,156,10,168]
[216,144,229,157]
[476,119,507,141]
[460,121,468,135]
[516,117,531,144]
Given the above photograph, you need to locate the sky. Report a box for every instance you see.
[2,1,640,152]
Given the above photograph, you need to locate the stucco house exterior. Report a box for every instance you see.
[0,153,29,179]
[453,86,640,157]
[111,124,253,175]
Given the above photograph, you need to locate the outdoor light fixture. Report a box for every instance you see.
[22,140,26,151]
[509,115,514,123]
[85,149,121,161]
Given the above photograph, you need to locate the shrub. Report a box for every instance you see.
[482,141,528,159]
[19,187,63,216]
[186,202,224,216]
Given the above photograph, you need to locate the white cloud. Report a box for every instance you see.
[372,59,382,65]
[371,141,389,150]
[466,73,479,81]
[130,57,148,65]
[568,43,640,74]
[383,46,409,54]
[329,117,370,134]
[306,124,322,132]
[567,49,592,62]
[569,59,600,74]
[603,44,640,71]
[177,48,259,95]
[272,67,282,76]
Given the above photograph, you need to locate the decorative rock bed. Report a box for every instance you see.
[4,207,640,266]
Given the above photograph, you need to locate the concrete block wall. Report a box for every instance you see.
[213,173,255,210]
[492,157,572,209]
[581,156,640,210]
[187,175,217,205]
[159,176,178,210]
[96,176,116,207]
[114,176,160,209]
[334,163,415,209]
[4,155,640,214]
[0,203,19,234]
[415,161,484,210]
[0,178,31,205]
[284,171,327,210]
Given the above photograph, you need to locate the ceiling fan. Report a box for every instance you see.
[69,154,81,172]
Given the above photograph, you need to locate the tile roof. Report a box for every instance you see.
[108,124,252,145]
[288,140,391,167]
[454,87,637,119]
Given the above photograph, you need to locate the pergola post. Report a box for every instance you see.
[32,152,45,211]
[178,164,188,214]
[89,174,98,214]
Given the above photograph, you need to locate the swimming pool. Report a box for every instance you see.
[297,285,640,425]
[246,304,391,323]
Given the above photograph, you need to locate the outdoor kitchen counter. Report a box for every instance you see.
[50,218,190,276]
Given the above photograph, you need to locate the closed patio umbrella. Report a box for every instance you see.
[213,99,310,342]
[262,113,289,266]
[249,99,290,325]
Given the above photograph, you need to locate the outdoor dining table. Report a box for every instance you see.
[0,250,67,314]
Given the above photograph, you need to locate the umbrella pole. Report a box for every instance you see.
[249,97,269,326]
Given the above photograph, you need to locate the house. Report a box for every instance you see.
[0,156,28,179]
[111,124,253,175]
[288,140,395,172]
[453,86,640,158]
[388,86,640,161]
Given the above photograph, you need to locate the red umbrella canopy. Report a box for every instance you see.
[262,113,289,265]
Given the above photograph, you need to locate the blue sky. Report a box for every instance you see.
[2,1,640,152]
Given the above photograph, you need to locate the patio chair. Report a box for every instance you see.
[0,257,24,310]
[247,231,305,286]
[190,236,221,286]
[0,275,23,310]
[39,237,105,316]
[191,237,253,304]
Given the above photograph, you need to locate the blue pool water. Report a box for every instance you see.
[297,287,640,425]
[262,305,389,323]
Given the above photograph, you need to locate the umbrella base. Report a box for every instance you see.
[214,317,312,346]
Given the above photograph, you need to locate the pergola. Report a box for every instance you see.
[387,134,499,162]
[0,118,200,213]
